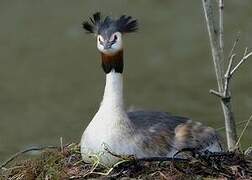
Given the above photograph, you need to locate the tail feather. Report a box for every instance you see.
[174,120,223,152]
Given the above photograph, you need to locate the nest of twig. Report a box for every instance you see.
[0,143,251,179]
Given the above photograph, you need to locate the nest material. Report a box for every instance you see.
[0,143,251,180]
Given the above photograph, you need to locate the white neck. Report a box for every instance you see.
[100,71,124,111]
[81,70,134,159]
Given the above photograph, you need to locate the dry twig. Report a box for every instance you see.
[0,146,57,169]
[235,114,252,148]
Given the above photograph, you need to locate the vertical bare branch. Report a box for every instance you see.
[224,54,235,97]
[227,33,240,61]
[202,0,237,150]
[219,0,224,64]
[202,0,224,92]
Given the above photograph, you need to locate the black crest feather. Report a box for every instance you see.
[82,12,138,35]
[116,15,138,33]
[82,12,101,33]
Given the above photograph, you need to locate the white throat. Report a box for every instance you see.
[100,71,124,111]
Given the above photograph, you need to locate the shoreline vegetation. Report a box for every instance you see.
[1,143,251,179]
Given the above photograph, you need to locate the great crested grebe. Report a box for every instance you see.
[80,12,222,165]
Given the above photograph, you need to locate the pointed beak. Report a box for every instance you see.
[103,41,112,49]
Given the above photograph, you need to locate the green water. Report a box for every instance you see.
[0,0,252,161]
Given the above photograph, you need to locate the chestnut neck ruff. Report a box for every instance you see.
[101,50,123,74]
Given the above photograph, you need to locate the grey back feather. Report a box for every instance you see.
[127,111,188,131]
[127,110,222,153]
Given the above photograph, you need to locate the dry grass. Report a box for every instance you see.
[0,143,251,180]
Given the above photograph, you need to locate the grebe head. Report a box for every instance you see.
[82,12,137,55]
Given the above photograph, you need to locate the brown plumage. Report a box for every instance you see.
[101,50,123,73]
[101,50,123,63]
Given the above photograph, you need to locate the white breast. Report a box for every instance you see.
[80,72,141,164]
